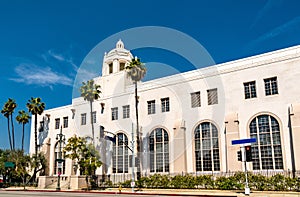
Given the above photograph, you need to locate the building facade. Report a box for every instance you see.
[30,40,300,188]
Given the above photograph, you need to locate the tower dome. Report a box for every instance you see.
[116,39,124,49]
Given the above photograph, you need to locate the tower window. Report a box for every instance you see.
[120,62,125,71]
[109,63,113,74]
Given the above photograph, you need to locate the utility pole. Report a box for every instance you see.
[232,138,255,196]
[131,122,135,192]
[243,146,250,195]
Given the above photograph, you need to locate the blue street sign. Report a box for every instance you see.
[232,138,256,145]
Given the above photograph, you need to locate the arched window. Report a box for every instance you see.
[249,115,283,170]
[112,133,129,173]
[194,122,220,171]
[54,141,65,175]
[149,128,169,173]
[119,62,126,71]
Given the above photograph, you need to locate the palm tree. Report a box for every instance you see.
[1,98,17,150]
[80,79,101,144]
[125,57,146,180]
[26,97,45,155]
[16,110,31,151]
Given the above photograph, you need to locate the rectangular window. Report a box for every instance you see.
[264,77,278,96]
[112,107,118,120]
[147,100,156,114]
[244,81,257,99]
[123,105,130,119]
[92,111,96,123]
[191,91,201,108]
[161,97,170,112]
[109,63,113,74]
[120,62,125,71]
[207,88,218,105]
[39,121,44,132]
[63,117,68,128]
[55,118,60,129]
[81,113,86,125]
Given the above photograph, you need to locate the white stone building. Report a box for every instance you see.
[30,40,300,189]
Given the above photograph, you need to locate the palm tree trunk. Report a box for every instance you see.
[34,114,38,155]
[7,117,12,150]
[90,101,95,144]
[11,114,15,150]
[135,80,141,180]
[22,123,25,151]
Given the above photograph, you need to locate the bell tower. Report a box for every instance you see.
[102,39,133,76]
[99,40,134,96]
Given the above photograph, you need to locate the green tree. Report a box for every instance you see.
[16,110,31,151]
[31,152,47,176]
[26,97,45,155]
[10,150,32,189]
[1,98,17,150]
[64,136,102,188]
[80,80,101,144]
[125,57,146,180]
[0,149,10,176]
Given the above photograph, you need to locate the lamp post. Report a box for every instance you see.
[56,126,65,191]
[103,129,135,192]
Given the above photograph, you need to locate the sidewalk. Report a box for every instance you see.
[2,187,300,197]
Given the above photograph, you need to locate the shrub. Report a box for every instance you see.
[119,172,300,191]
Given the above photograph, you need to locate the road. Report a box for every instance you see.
[0,191,138,197]
[0,191,204,197]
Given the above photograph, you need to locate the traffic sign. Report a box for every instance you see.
[131,181,135,187]
[232,138,256,145]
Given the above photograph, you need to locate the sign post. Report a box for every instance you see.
[232,138,256,196]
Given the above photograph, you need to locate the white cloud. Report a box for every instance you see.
[47,50,78,71]
[251,0,283,29]
[245,16,300,51]
[10,63,73,87]
[48,50,65,61]
[75,68,98,83]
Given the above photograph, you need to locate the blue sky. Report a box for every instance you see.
[0,0,300,152]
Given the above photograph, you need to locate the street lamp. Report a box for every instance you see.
[103,129,135,192]
[56,126,65,191]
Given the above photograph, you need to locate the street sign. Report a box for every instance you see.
[232,138,256,145]
[4,162,15,168]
